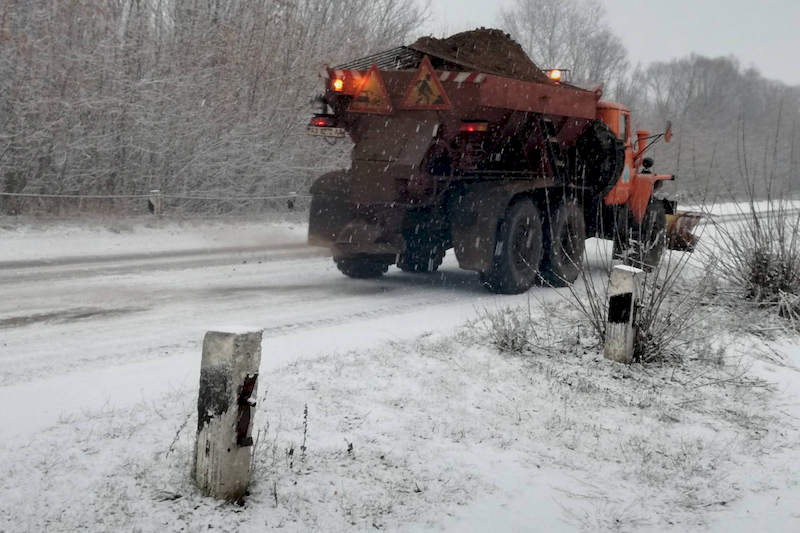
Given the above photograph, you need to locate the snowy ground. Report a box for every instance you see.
[0,216,799,532]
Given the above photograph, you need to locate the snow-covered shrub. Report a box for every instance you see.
[476,305,535,354]
[475,300,561,355]
[562,238,710,364]
[631,263,712,363]
[714,198,800,308]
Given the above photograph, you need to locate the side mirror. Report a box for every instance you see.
[664,120,673,143]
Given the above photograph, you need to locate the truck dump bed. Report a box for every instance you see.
[319,31,608,206]
[328,28,599,127]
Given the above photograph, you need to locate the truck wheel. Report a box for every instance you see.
[334,255,390,279]
[397,240,446,273]
[481,200,544,294]
[539,200,586,287]
[614,202,667,271]
[577,121,625,196]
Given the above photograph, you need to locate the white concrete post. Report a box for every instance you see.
[604,265,644,363]
[148,189,163,216]
[193,329,262,501]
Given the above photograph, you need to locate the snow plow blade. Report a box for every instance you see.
[666,211,703,251]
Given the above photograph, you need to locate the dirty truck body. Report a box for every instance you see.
[307,43,681,294]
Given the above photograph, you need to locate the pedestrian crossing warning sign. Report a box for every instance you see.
[348,64,393,115]
[400,56,451,110]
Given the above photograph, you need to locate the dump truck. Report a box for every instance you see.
[306,29,695,294]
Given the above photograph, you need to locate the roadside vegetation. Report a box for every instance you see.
[567,243,711,364]
[714,197,800,331]
[2,0,798,216]
[2,0,799,530]
[4,300,795,532]
[465,198,800,527]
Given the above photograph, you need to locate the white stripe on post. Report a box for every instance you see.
[194,328,263,501]
[603,265,644,363]
[454,72,470,83]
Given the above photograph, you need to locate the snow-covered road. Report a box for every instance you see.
[0,225,565,441]
[2,216,798,532]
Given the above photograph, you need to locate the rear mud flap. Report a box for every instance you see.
[332,220,402,257]
[308,171,351,247]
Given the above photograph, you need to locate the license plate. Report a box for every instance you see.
[306,126,346,138]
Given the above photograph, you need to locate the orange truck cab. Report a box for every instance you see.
[597,102,674,223]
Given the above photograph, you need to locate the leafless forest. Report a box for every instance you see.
[1,0,798,215]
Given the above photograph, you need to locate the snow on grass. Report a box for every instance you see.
[2,301,798,532]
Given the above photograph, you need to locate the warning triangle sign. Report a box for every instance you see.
[348,64,393,115]
[400,56,451,110]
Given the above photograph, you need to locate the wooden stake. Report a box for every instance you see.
[193,329,262,501]
[604,265,644,364]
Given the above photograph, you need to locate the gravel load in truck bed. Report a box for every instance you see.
[409,28,551,83]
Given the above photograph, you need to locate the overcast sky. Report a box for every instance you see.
[423,0,800,86]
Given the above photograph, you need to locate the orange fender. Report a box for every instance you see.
[604,171,672,223]
[628,174,671,222]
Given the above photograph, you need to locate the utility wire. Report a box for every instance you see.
[0,192,311,201]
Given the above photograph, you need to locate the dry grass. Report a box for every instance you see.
[709,111,800,329]
[474,298,561,355]
[713,197,800,313]
[558,233,713,364]
[0,305,795,532]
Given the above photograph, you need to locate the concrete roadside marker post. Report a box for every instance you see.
[193,328,263,501]
[604,265,644,364]
[148,189,163,216]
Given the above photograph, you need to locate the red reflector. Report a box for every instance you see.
[460,121,488,133]
[310,115,335,127]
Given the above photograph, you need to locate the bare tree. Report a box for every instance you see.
[638,55,800,200]
[4,0,794,215]
[0,0,429,214]
[499,0,628,91]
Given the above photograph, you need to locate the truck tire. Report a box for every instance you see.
[334,255,390,279]
[539,200,586,287]
[481,199,544,294]
[613,202,667,271]
[577,121,625,196]
[397,240,446,273]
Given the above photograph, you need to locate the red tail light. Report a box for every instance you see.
[310,114,336,128]
[460,121,488,133]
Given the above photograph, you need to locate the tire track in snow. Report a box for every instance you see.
[0,242,311,270]
[0,245,328,284]
[258,292,469,337]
